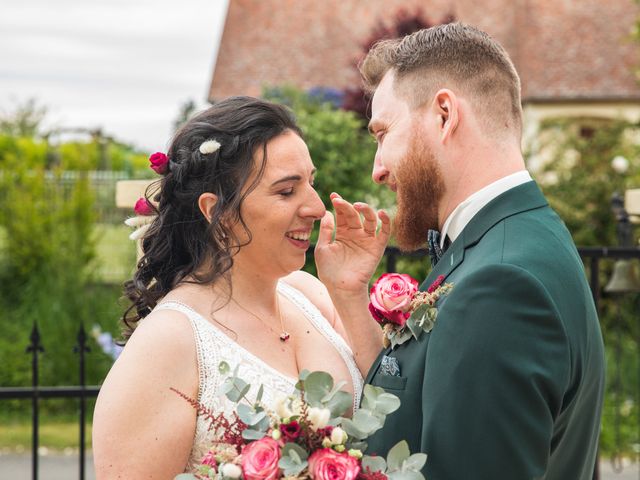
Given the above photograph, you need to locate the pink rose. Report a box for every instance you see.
[133,197,154,216]
[369,273,419,326]
[149,151,169,174]
[308,448,360,480]
[241,437,281,480]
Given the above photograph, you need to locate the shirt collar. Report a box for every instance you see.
[440,170,533,248]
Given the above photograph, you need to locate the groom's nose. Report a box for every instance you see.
[372,155,389,185]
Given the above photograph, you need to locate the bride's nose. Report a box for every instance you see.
[300,187,326,220]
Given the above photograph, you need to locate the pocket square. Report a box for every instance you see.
[380,355,401,377]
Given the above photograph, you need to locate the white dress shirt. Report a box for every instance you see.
[440,171,533,248]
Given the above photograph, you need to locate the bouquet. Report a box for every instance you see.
[174,362,427,480]
[368,274,453,349]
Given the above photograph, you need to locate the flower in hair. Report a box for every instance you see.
[149,151,169,174]
[199,139,221,155]
[134,197,154,216]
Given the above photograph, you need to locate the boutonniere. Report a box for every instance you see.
[368,273,454,349]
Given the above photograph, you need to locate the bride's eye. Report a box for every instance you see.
[279,189,294,197]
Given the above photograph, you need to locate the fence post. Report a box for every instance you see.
[26,324,44,480]
[74,324,90,480]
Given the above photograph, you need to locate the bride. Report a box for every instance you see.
[92,96,389,477]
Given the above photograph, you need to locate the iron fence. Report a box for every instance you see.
[0,246,639,480]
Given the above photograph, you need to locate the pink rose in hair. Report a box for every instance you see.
[133,197,153,216]
[149,151,169,174]
[308,448,360,480]
[241,437,281,480]
[369,273,419,327]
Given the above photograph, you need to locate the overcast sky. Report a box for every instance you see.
[0,0,229,151]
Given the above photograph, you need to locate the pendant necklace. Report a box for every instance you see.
[232,293,290,342]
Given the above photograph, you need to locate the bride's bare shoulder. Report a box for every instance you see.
[282,271,336,325]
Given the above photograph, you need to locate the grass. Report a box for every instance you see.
[0,420,93,451]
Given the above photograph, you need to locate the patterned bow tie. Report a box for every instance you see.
[427,229,450,267]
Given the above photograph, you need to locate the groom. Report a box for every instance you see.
[319,23,605,479]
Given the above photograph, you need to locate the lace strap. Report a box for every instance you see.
[153,301,220,403]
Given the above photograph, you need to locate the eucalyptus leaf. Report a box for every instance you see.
[298,369,311,381]
[218,361,231,375]
[352,409,383,435]
[241,428,266,440]
[347,440,368,452]
[255,414,270,432]
[374,392,401,415]
[406,315,421,340]
[361,384,383,411]
[256,384,264,403]
[340,417,367,440]
[175,475,198,480]
[326,390,352,417]
[387,441,410,471]
[361,455,387,473]
[279,457,308,477]
[403,453,427,472]
[387,470,425,480]
[321,380,348,402]
[282,442,309,461]
[390,329,413,348]
[216,379,233,397]
[304,371,334,405]
[237,404,255,424]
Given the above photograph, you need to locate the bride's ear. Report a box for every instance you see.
[198,192,218,223]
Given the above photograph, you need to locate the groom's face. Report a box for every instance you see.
[370,71,445,251]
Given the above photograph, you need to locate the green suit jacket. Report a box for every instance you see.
[364,181,605,480]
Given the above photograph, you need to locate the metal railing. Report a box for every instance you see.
[0,246,639,480]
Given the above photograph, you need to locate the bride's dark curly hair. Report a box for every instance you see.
[122,96,302,339]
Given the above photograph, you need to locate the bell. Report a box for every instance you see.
[605,260,640,294]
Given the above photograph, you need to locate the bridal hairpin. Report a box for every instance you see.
[199,139,221,154]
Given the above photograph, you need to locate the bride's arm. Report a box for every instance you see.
[92,310,199,479]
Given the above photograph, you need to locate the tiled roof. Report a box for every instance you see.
[209,0,640,103]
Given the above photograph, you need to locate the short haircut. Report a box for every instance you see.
[360,23,523,138]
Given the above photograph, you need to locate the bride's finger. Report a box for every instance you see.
[316,211,335,250]
[332,196,363,231]
[354,202,377,235]
[377,210,391,244]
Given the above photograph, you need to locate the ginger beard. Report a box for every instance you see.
[393,129,445,252]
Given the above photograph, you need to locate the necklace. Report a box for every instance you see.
[231,293,291,342]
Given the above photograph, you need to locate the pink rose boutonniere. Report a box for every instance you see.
[369,274,453,348]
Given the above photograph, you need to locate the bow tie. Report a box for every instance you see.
[427,229,451,267]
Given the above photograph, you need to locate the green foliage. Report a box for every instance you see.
[532,117,640,458]
[533,118,640,246]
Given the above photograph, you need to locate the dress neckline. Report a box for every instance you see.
[156,298,299,386]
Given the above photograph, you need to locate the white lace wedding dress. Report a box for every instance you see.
[154,280,364,473]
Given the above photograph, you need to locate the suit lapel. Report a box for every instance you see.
[420,181,548,290]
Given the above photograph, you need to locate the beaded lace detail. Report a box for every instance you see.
[153,280,363,473]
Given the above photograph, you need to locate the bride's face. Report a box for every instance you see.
[232,130,325,276]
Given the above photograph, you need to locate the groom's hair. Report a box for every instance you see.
[360,23,523,140]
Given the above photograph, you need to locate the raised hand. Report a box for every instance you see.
[315,192,391,297]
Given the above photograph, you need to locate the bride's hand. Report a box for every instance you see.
[315,193,391,297]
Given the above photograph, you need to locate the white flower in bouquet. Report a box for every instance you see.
[307,407,331,431]
[221,463,242,478]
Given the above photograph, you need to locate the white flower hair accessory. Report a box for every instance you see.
[199,139,221,155]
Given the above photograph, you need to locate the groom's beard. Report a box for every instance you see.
[393,133,445,252]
